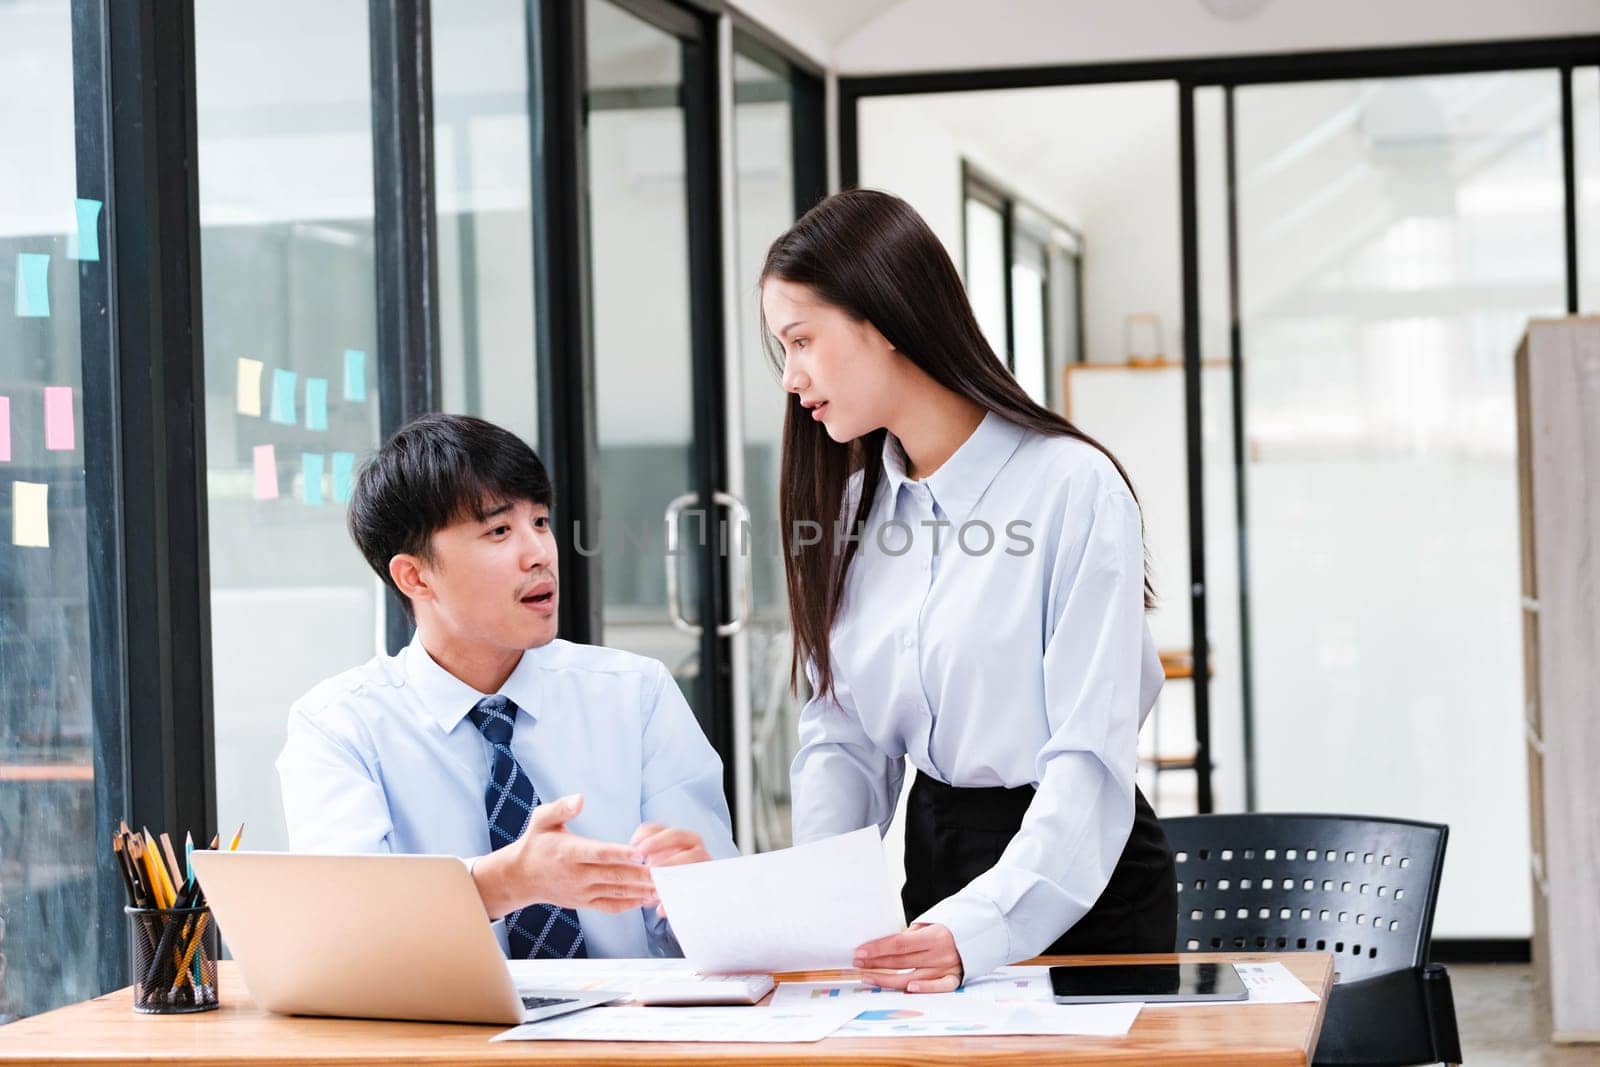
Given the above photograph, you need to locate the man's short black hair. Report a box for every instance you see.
[348,413,554,618]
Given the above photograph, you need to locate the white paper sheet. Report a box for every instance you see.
[829,1003,1141,1038]
[490,1004,861,1043]
[1233,962,1321,1003]
[769,969,1139,1038]
[770,966,1056,1012]
[650,827,904,972]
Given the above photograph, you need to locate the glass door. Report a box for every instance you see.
[727,36,819,851]
[1223,70,1567,939]
[584,0,735,773]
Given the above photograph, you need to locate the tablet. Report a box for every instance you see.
[1049,962,1249,1004]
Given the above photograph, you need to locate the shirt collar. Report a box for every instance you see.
[881,410,1027,525]
[402,632,545,734]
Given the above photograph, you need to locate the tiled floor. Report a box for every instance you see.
[1449,964,1600,1065]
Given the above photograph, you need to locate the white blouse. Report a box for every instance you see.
[790,410,1163,981]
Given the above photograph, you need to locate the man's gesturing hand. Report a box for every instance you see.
[471,794,658,920]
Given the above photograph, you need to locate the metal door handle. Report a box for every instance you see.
[663,490,753,637]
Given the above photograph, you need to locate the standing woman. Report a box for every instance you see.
[764,190,1176,993]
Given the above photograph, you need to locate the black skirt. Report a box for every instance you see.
[901,770,1178,956]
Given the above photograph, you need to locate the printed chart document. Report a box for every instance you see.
[1143,961,1320,1008]
[771,968,1139,1038]
[651,827,903,972]
[491,1004,861,1044]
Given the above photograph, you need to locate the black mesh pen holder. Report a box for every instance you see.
[126,905,219,1013]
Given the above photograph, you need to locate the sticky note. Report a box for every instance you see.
[12,481,49,547]
[43,386,75,451]
[305,377,329,431]
[302,452,325,506]
[0,397,10,462]
[331,451,356,504]
[236,358,264,417]
[252,444,279,500]
[15,253,49,317]
[343,349,366,401]
[269,368,297,425]
[68,198,102,262]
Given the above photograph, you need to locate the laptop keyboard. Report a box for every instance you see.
[521,995,579,1011]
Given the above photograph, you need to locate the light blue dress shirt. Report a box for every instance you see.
[790,410,1164,982]
[277,635,738,958]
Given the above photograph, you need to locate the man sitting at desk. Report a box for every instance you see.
[277,413,737,959]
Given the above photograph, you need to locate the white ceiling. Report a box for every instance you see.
[737,0,1600,75]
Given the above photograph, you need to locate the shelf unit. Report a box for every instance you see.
[1515,317,1600,1045]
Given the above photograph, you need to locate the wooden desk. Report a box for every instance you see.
[0,952,1332,1065]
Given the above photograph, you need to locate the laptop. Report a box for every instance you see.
[189,850,624,1025]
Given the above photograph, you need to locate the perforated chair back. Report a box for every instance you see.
[1161,814,1448,983]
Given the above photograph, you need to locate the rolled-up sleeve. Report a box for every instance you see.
[917,489,1145,981]
[790,660,906,844]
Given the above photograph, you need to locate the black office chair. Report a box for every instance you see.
[1161,814,1463,1067]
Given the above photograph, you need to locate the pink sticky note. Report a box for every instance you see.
[253,444,279,500]
[0,397,10,462]
[43,386,75,451]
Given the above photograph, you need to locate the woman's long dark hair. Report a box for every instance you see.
[760,189,1153,699]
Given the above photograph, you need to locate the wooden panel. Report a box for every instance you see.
[0,953,1332,1066]
[1520,317,1600,1040]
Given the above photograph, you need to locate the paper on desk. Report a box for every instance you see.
[831,1002,1140,1038]
[1143,961,1320,1008]
[1233,962,1320,1003]
[650,827,904,973]
[770,966,1055,1011]
[771,969,1138,1038]
[491,1003,861,1043]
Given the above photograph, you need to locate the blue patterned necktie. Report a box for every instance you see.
[468,695,586,959]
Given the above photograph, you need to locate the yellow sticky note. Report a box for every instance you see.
[236,357,264,417]
[12,481,49,547]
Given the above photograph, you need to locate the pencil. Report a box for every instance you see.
[226,822,244,852]
[159,834,183,892]
[142,829,176,908]
[131,834,165,909]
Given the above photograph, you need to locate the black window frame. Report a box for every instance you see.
[40,0,829,1013]
[959,160,1084,406]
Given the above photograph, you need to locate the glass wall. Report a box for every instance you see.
[0,0,101,1022]
[585,0,702,702]
[1577,67,1599,314]
[731,44,802,851]
[195,1,384,854]
[1234,71,1565,938]
[963,193,1009,361]
[433,1,539,443]
[1010,228,1048,403]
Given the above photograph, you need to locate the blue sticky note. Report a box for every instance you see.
[68,199,102,262]
[305,377,329,431]
[331,451,356,504]
[15,253,50,317]
[343,349,367,401]
[269,368,297,425]
[302,452,326,506]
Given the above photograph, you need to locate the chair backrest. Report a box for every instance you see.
[1161,814,1448,983]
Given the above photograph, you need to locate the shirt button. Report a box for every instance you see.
[901,633,914,650]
